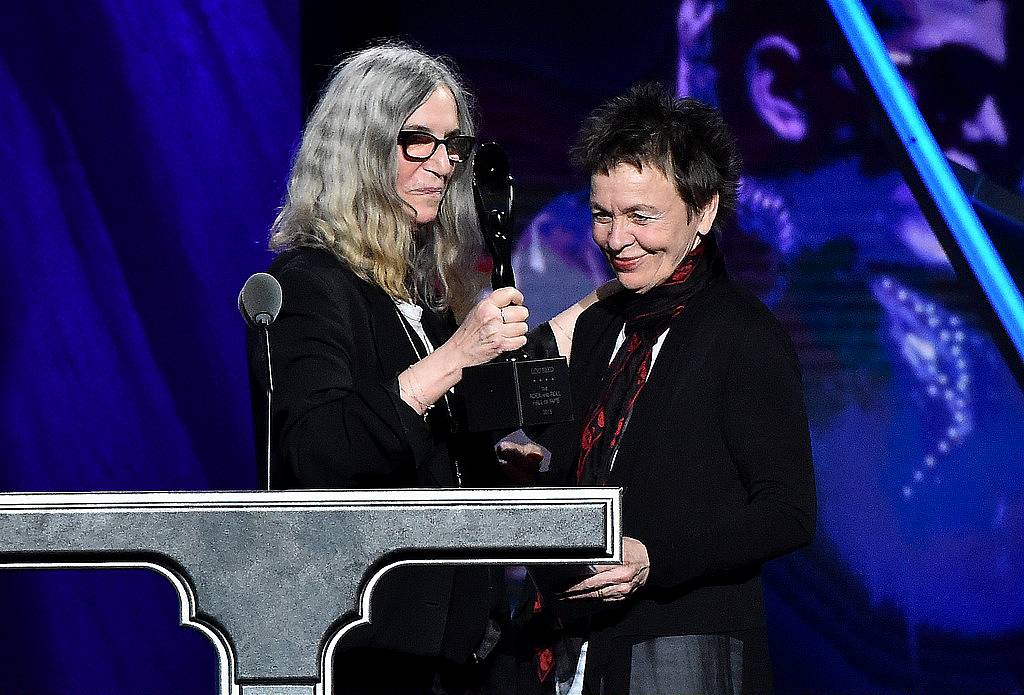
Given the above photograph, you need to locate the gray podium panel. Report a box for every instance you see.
[0,487,621,695]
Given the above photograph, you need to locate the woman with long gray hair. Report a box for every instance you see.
[259,43,529,693]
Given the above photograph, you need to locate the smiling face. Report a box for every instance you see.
[396,86,462,225]
[590,162,715,293]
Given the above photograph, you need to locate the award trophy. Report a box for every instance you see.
[460,142,573,432]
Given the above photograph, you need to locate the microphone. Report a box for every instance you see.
[239,272,283,327]
[238,272,282,492]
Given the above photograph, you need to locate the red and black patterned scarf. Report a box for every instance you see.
[575,234,723,485]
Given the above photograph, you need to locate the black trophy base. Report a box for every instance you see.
[460,357,572,432]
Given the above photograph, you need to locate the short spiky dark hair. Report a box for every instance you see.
[571,83,742,225]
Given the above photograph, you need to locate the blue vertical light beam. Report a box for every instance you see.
[827,0,1024,363]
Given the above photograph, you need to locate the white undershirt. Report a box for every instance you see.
[606,326,670,473]
[561,325,670,695]
[394,299,435,355]
[611,325,671,366]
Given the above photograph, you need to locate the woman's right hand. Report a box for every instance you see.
[444,286,529,370]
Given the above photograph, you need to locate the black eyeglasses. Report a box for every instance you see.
[398,130,476,163]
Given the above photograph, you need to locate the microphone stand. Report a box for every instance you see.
[239,272,282,491]
[257,318,274,491]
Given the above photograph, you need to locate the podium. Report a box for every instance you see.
[0,487,621,695]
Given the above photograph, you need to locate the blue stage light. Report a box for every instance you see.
[827,0,1024,364]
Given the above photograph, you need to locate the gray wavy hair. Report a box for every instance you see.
[270,43,483,311]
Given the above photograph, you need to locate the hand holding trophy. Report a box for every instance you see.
[460,143,573,432]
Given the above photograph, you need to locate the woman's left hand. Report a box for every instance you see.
[560,536,650,602]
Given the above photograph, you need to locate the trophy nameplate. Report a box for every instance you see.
[461,356,571,431]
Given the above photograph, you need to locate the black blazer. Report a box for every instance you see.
[251,246,499,662]
[541,271,816,684]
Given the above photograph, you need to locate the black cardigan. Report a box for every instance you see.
[251,246,500,662]
[539,271,816,681]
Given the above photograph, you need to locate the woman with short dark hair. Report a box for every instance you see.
[531,82,816,695]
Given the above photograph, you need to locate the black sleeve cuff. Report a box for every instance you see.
[384,375,433,463]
